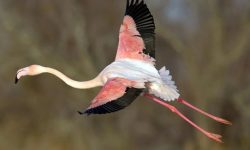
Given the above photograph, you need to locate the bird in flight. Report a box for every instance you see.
[15,0,231,143]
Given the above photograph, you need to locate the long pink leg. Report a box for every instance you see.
[144,93,223,143]
[177,98,232,125]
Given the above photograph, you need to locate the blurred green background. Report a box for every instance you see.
[0,0,250,150]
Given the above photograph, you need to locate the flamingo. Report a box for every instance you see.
[15,0,231,143]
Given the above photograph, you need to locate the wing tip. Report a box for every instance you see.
[124,0,156,59]
[77,110,97,116]
[77,110,89,115]
[126,0,145,9]
[125,0,149,17]
[79,106,110,115]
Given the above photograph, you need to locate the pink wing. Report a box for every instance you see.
[79,78,142,115]
[116,0,156,64]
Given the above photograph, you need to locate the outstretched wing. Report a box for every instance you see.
[79,78,143,115]
[116,0,155,64]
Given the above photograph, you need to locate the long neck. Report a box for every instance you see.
[45,67,102,89]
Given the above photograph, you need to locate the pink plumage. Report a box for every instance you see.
[116,16,154,64]
[88,78,136,109]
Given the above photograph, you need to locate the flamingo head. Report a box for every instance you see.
[15,65,45,84]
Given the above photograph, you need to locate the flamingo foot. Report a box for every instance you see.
[206,132,223,143]
[144,93,224,143]
[177,98,232,125]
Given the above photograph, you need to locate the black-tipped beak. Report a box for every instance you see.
[15,75,19,84]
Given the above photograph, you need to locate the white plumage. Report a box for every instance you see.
[100,59,179,101]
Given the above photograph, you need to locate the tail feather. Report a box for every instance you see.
[159,66,178,91]
[148,66,179,101]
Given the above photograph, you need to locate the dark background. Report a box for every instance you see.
[0,0,250,149]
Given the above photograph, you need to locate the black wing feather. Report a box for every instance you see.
[125,0,155,58]
[82,88,142,115]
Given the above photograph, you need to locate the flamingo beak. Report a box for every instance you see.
[15,67,29,84]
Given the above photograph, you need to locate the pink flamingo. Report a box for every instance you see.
[15,0,231,143]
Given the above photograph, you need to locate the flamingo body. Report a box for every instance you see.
[81,0,177,114]
[99,59,179,100]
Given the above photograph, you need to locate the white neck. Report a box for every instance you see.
[45,67,102,89]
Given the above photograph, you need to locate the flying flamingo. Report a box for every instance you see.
[15,0,231,143]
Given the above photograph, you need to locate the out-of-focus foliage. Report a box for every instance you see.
[0,0,249,149]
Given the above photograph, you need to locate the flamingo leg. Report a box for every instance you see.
[144,93,223,143]
[177,98,232,125]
